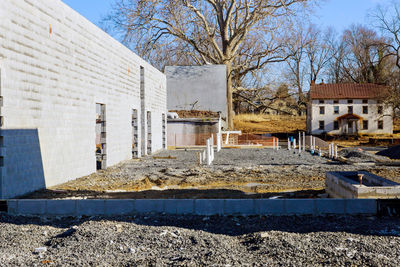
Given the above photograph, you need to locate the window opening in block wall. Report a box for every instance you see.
[140,66,146,156]
[147,111,152,155]
[96,103,107,170]
[162,113,166,149]
[132,109,139,158]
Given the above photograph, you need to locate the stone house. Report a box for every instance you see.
[0,0,167,198]
[307,83,393,135]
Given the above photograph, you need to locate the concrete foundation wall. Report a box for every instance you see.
[6,198,378,216]
[165,65,227,119]
[0,0,166,198]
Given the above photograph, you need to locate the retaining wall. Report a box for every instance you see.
[5,199,378,216]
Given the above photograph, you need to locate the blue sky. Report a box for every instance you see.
[62,0,393,33]
[63,0,399,32]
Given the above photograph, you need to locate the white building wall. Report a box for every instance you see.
[310,99,393,135]
[0,0,166,198]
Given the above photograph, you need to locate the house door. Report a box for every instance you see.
[347,121,353,134]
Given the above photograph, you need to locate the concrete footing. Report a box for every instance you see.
[2,199,379,216]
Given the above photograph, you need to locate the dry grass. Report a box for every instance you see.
[394,118,400,132]
[234,113,306,134]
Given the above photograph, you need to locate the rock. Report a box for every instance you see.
[34,247,47,254]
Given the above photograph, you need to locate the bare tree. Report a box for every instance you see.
[372,3,400,114]
[373,3,400,69]
[105,0,312,129]
[339,25,390,84]
[285,23,331,111]
[285,23,309,106]
[306,25,332,84]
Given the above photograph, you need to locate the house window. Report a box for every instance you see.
[363,120,368,130]
[378,120,383,129]
[333,106,339,114]
[347,99,353,104]
[319,120,325,130]
[348,106,353,114]
[362,106,368,114]
[334,121,339,130]
[319,100,324,104]
[362,99,368,104]
[333,100,339,104]
[319,106,325,115]
[377,106,383,114]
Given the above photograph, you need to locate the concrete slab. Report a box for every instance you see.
[224,199,255,215]
[76,200,105,216]
[345,199,377,214]
[316,199,346,214]
[285,199,315,215]
[105,200,135,215]
[135,200,164,213]
[17,200,46,215]
[6,200,18,214]
[47,200,76,216]
[255,199,285,215]
[194,199,224,215]
[164,199,194,214]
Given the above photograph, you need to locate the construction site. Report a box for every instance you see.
[1,0,400,266]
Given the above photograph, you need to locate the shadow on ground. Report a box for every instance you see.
[21,188,326,199]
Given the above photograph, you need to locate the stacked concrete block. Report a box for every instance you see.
[0,0,166,198]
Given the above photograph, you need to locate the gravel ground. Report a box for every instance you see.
[0,213,399,266]
[25,148,400,199]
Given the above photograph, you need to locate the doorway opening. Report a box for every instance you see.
[140,66,146,156]
[96,103,106,170]
[132,109,138,158]
[147,111,152,155]
[162,113,166,149]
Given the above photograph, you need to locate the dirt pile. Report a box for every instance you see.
[377,145,400,160]
[339,148,388,163]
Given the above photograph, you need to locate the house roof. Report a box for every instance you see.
[336,113,364,121]
[309,83,388,100]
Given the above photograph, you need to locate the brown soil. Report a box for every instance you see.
[24,149,400,200]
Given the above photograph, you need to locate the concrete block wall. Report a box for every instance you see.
[0,0,166,198]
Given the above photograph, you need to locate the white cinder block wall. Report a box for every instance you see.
[309,99,393,135]
[0,0,166,198]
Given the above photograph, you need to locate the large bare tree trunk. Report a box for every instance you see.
[226,62,234,130]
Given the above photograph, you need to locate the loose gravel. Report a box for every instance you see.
[25,149,400,199]
[0,213,399,266]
